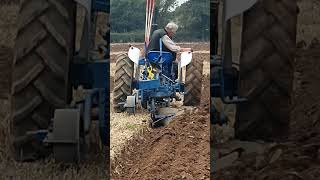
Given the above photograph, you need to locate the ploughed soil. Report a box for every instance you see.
[111,75,210,180]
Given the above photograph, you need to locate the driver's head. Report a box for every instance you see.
[165,22,178,38]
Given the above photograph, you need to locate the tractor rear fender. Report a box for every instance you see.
[224,0,258,21]
[128,46,141,64]
[181,51,192,67]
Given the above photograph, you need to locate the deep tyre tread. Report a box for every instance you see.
[235,0,298,141]
[113,54,133,112]
[184,59,204,106]
[10,0,76,161]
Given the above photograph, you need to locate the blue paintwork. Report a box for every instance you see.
[35,130,48,142]
[99,89,108,145]
[211,56,246,125]
[211,56,246,104]
[93,0,110,13]
[71,61,109,89]
[147,51,173,64]
[147,51,174,78]
[138,79,161,90]
[138,59,146,65]
[70,62,109,146]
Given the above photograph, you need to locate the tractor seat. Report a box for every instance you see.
[147,51,173,64]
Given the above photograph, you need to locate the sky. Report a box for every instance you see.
[170,0,189,11]
[176,0,188,6]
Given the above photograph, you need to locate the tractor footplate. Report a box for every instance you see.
[45,109,85,163]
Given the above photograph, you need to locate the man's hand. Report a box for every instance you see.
[180,48,192,52]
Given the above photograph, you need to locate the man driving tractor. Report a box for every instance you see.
[145,22,192,101]
[147,22,192,60]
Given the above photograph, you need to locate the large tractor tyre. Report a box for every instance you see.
[10,0,76,161]
[235,0,298,141]
[0,46,13,99]
[184,59,204,106]
[113,54,134,112]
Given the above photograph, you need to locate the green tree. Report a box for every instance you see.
[173,0,210,41]
[111,0,177,33]
[155,0,177,28]
[110,0,145,32]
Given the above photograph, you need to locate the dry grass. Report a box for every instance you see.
[0,158,107,180]
[0,5,18,47]
[297,0,320,43]
[211,99,236,143]
[110,92,149,159]
[109,55,149,160]
[0,100,10,158]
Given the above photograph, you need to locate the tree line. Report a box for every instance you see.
[110,0,210,43]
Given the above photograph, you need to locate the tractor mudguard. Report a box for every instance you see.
[224,0,258,21]
[128,46,141,64]
[180,51,192,67]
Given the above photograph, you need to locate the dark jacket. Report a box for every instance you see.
[147,28,172,53]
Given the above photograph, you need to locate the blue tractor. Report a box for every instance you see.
[7,0,110,163]
[113,41,204,127]
[112,1,204,127]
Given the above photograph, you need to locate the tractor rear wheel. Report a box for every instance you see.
[235,0,298,141]
[113,54,134,112]
[10,0,76,161]
[184,59,204,106]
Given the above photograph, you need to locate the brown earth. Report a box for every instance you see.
[290,39,320,140]
[111,75,210,180]
[212,138,320,180]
